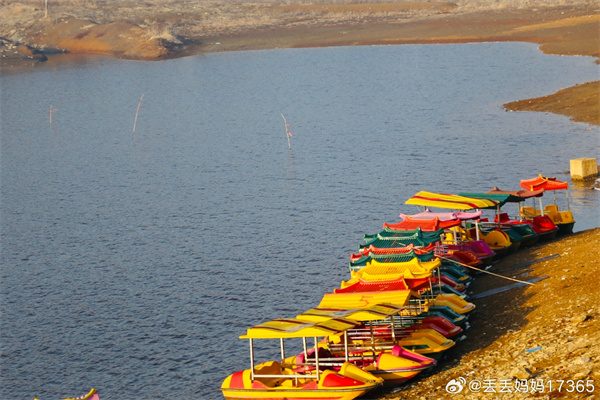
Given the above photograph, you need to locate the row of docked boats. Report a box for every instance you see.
[220,175,574,400]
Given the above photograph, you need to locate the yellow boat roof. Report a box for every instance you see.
[297,303,405,323]
[364,258,441,274]
[239,317,360,339]
[317,290,414,310]
[406,191,499,210]
[349,258,441,281]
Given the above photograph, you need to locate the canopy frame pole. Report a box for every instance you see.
[429,278,435,300]
[303,337,308,360]
[518,201,523,222]
[496,205,501,227]
[280,338,285,362]
[538,197,544,216]
[369,321,376,354]
[314,337,320,382]
[249,338,255,381]
[344,331,349,362]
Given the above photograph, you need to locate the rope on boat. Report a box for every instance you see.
[437,255,536,286]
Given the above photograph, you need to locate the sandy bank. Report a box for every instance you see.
[505,81,600,126]
[378,227,600,400]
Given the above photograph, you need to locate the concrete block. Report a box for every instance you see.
[570,158,598,181]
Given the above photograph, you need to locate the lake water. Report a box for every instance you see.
[1,42,599,400]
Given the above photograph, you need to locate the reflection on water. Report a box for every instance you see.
[570,179,600,218]
[1,42,599,400]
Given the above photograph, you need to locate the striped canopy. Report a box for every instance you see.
[458,192,523,208]
[297,304,404,323]
[240,317,359,339]
[317,290,414,310]
[405,191,499,210]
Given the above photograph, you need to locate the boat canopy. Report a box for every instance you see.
[239,317,360,339]
[362,257,441,276]
[458,192,524,208]
[384,216,461,231]
[520,175,569,191]
[335,276,411,293]
[317,290,415,310]
[405,191,499,210]
[297,304,404,323]
[400,208,483,221]
[485,186,544,199]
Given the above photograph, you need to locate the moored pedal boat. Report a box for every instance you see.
[520,175,575,234]
[296,306,437,385]
[34,389,100,400]
[221,318,383,400]
[350,242,436,262]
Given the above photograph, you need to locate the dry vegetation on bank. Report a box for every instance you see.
[1,0,598,47]
[5,0,597,125]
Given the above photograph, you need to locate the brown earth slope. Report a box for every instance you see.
[376,228,600,400]
[505,81,600,126]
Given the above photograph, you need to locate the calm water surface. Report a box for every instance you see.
[1,43,599,399]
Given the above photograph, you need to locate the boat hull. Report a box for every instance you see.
[222,387,377,400]
[557,221,575,235]
[222,362,382,400]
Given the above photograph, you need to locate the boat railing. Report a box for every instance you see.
[252,372,316,381]
[284,355,376,368]
[478,221,518,230]
[329,341,397,353]
[346,326,420,342]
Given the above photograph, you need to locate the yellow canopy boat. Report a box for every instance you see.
[405,191,499,210]
[309,292,454,361]
[346,257,442,282]
[295,305,437,384]
[221,317,383,400]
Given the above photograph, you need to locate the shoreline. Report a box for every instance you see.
[1,2,598,125]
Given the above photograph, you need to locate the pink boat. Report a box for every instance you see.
[384,216,461,231]
[400,208,483,222]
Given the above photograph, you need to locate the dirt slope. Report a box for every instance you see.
[377,228,600,400]
[505,82,600,126]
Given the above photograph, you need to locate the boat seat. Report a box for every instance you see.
[252,360,288,387]
[494,213,510,223]
[294,353,316,373]
[521,206,538,217]
[543,204,560,220]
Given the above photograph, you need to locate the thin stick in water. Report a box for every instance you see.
[282,114,292,150]
[49,105,57,125]
[133,94,144,135]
